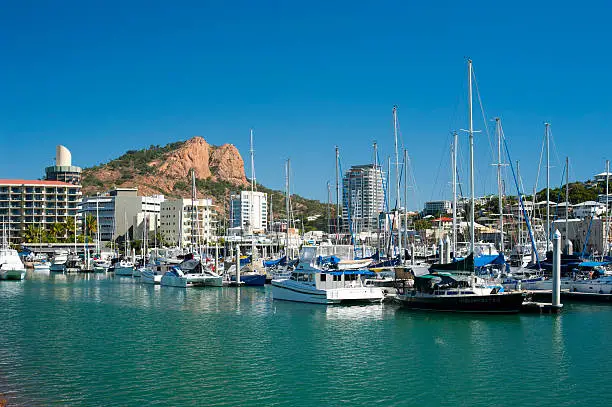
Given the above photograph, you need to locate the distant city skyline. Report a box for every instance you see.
[2,1,611,209]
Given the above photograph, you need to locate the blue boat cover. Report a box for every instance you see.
[264,256,287,267]
[474,253,506,267]
[326,270,375,276]
[240,255,252,266]
[579,261,611,267]
[317,255,340,265]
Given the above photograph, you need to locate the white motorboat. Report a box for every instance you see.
[271,245,384,304]
[34,260,51,272]
[112,260,135,276]
[570,276,612,294]
[49,250,69,273]
[65,255,84,273]
[92,260,110,273]
[160,255,222,287]
[0,248,26,281]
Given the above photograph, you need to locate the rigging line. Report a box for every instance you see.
[534,130,546,196]
[548,127,564,184]
[429,132,452,201]
[471,66,496,161]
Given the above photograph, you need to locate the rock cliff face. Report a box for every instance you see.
[81,136,249,199]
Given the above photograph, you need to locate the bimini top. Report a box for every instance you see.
[578,261,612,268]
[325,269,375,276]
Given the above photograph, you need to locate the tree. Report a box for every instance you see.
[413,219,432,232]
[85,214,97,238]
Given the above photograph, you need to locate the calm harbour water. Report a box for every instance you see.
[1,272,611,406]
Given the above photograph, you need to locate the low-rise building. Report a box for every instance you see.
[423,200,452,216]
[573,201,606,219]
[160,198,215,247]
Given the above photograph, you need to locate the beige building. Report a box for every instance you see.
[0,179,82,243]
[160,198,216,247]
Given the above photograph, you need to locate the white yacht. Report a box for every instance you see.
[160,255,222,288]
[570,276,612,294]
[65,254,84,273]
[92,259,111,273]
[34,260,51,272]
[271,245,384,304]
[49,250,69,273]
[112,260,135,276]
[0,247,26,280]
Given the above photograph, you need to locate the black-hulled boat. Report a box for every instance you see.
[396,272,525,313]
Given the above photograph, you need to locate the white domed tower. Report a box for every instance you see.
[44,145,82,185]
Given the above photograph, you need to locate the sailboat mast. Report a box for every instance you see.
[517,160,523,261]
[606,160,610,256]
[495,118,504,252]
[545,122,550,250]
[403,148,408,254]
[393,106,402,261]
[565,157,569,248]
[191,168,196,249]
[468,59,475,255]
[335,147,340,242]
[327,181,331,235]
[285,159,291,259]
[452,131,458,256]
[250,129,256,256]
[373,142,380,254]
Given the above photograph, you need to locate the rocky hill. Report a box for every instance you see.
[82,136,329,229]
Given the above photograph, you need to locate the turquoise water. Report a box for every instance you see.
[1,272,611,406]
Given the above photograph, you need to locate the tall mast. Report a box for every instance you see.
[452,131,458,256]
[606,160,610,256]
[191,168,196,249]
[373,142,381,255]
[393,106,402,261]
[327,181,331,235]
[565,157,569,246]
[495,118,504,252]
[335,147,340,242]
[468,59,475,255]
[545,122,550,251]
[285,159,291,259]
[517,160,523,262]
[95,195,100,254]
[403,148,408,254]
[250,129,256,256]
[387,156,391,256]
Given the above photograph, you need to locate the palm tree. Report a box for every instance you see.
[85,214,97,238]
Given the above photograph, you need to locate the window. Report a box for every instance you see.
[320,274,326,282]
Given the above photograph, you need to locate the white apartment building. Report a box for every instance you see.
[80,188,164,242]
[573,201,607,219]
[160,198,215,247]
[0,179,82,243]
[342,164,385,233]
[230,191,268,233]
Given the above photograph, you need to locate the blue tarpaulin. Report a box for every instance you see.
[578,261,611,267]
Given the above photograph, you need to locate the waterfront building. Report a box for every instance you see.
[229,191,268,233]
[423,200,452,216]
[44,145,82,185]
[0,179,81,243]
[341,164,385,233]
[80,188,164,242]
[160,198,216,247]
[597,194,612,207]
[594,171,612,183]
[573,201,606,219]
[552,218,605,254]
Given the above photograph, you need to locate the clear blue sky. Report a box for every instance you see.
[1,0,611,209]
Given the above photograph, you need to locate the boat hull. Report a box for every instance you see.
[49,264,66,273]
[0,269,26,280]
[141,270,162,285]
[397,292,525,313]
[161,274,222,288]
[114,266,134,276]
[271,280,384,304]
[231,274,266,286]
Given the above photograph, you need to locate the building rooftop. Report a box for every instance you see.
[0,179,74,186]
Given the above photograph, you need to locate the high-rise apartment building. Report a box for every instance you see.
[0,180,82,243]
[342,164,385,233]
[229,191,268,233]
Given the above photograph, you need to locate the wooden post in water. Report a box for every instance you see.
[235,244,241,285]
[552,230,561,308]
